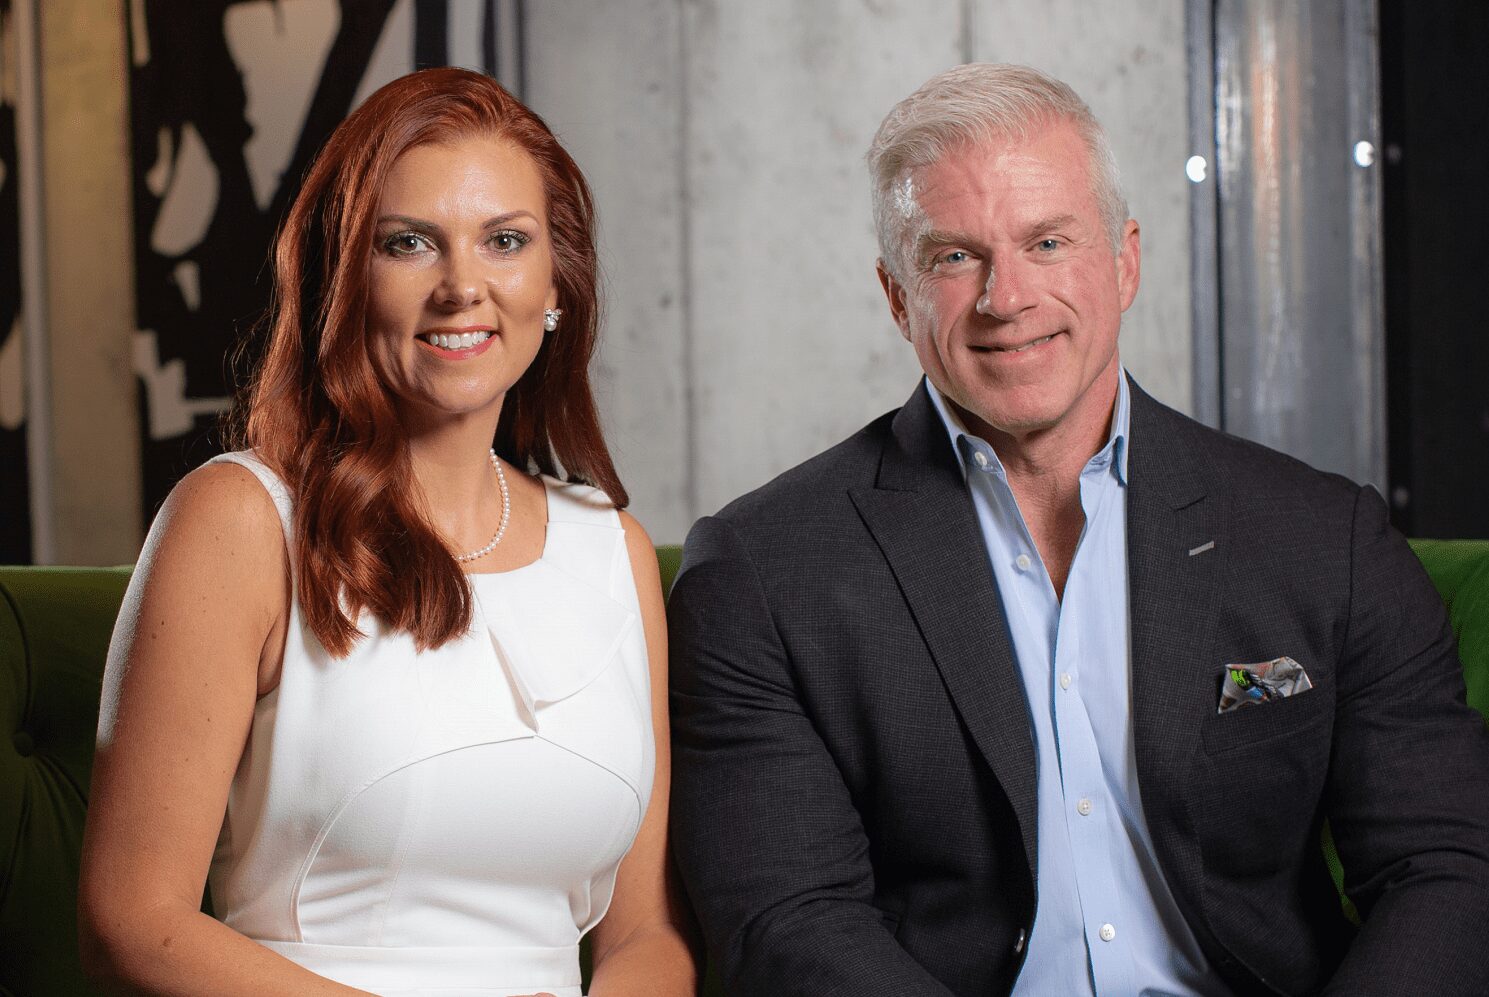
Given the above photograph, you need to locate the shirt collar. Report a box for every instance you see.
[923,371,1130,486]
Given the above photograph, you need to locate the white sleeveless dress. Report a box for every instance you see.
[204,452,654,997]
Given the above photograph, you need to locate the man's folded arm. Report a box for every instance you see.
[667,514,957,997]
[1323,485,1489,995]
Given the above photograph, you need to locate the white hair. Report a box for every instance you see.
[867,63,1128,279]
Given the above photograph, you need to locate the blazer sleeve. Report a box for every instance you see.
[1322,486,1489,995]
[667,515,957,997]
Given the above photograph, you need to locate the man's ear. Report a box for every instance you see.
[1116,219,1141,313]
[876,259,913,341]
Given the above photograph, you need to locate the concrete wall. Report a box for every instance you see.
[18,0,1191,558]
[528,0,1192,542]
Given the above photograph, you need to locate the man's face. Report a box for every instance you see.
[878,119,1140,447]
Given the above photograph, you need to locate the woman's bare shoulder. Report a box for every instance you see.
[158,460,284,547]
[133,460,289,615]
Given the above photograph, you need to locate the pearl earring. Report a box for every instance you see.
[543,308,562,332]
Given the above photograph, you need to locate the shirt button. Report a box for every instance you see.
[1059,673,1072,690]
[1076,798,1093,816]
[1099,923,1116,942]
[973,451,989,468]
[1015,553,1032,571]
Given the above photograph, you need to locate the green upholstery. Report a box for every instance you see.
[658,544,683,598]
[1409,539,1489,719]
[0,567,131,997]
[1,542,1485,996]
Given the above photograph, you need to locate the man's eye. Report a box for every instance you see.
[1036,238,1060,252]
[942,250,970,265]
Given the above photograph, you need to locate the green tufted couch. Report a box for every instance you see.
[3,542,1487,996]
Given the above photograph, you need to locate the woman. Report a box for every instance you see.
[78,68,697,997]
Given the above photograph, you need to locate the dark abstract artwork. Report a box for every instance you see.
[0,0,31,562]
[128,0,522,521]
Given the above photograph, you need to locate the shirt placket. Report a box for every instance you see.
[1056,472,1136,994]
[979,465,1090,994]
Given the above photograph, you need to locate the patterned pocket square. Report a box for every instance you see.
[1218,656,1313,713]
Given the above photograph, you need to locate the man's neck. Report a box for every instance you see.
[950,368,1122,599]
[949,368,1120,490]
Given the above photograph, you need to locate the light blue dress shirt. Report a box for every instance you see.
[925,375,1230,997]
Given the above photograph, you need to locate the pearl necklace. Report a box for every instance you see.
[453,449,511,563]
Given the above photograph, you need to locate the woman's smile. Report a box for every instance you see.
[417,325,498,357]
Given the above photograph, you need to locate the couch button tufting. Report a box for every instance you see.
[12,730,34,756]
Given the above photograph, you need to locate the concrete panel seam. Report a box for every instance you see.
[677,0,698,524]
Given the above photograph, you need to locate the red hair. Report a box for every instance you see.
[230,68,625,657]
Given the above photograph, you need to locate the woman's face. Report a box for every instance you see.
[367,134,558,427]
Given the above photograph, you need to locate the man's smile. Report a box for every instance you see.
[968,331,1062,354]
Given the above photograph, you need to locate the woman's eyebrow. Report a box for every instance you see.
[375,214,441,235]
[374,211,540,229]
[481,210,540,227]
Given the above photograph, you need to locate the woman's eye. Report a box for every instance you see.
[491,230,531,253]
[382,232,429,256]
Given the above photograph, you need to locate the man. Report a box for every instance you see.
[667,63,1489,996]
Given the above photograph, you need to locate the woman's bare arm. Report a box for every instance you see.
[77,462,370,996]
[585,513,701,997]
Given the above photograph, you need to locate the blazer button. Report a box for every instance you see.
[1013,928,1027,954]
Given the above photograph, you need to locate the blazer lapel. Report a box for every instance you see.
[849,383,1039,874]
[1125,379,1228,952]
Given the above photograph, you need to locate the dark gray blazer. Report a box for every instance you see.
[668,377,1489,996]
